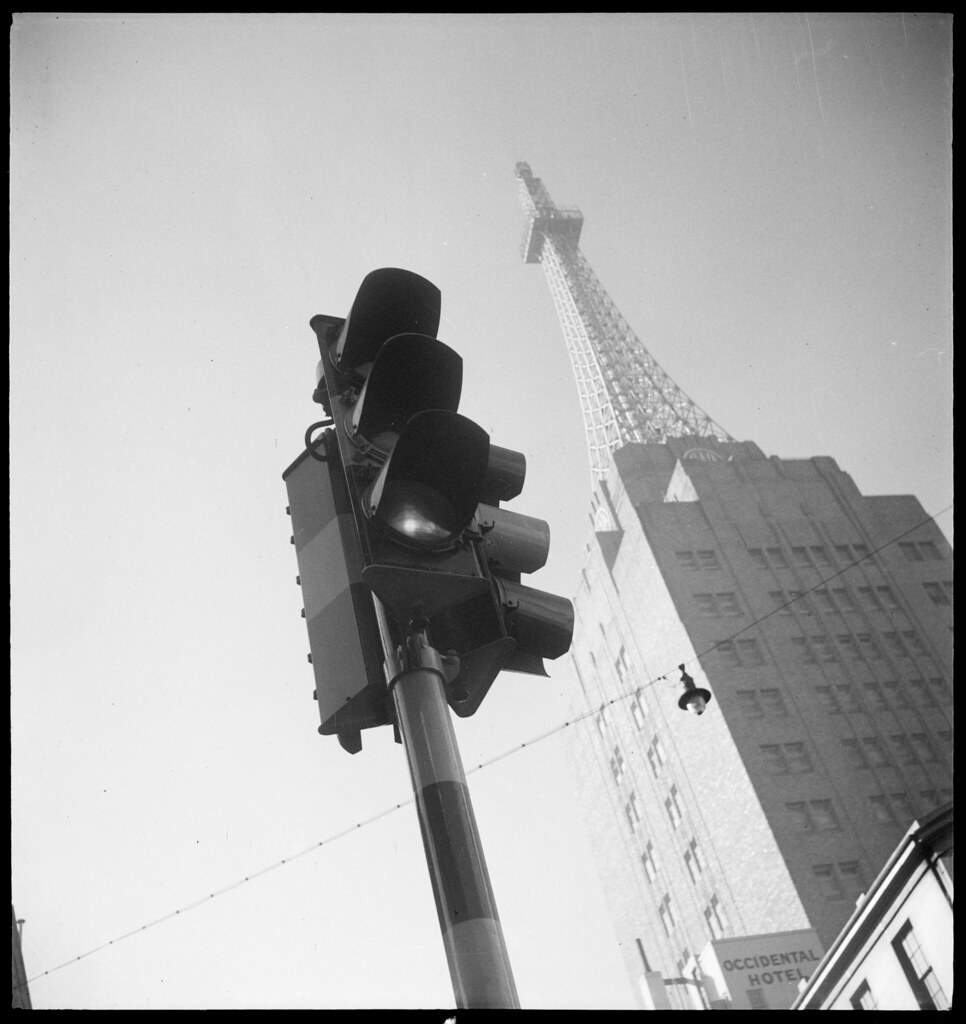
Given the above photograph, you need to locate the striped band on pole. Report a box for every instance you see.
[392,642,519,1009]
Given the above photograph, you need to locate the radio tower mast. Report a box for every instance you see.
[515,162,733,480]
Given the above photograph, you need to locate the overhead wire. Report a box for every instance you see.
[18,502,952,994]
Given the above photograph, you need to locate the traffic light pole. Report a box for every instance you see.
[379,605,520,1009]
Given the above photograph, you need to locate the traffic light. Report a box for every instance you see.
[283,430,391,754]
[298,267,573,726]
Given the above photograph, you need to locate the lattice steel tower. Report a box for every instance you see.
[515,162,733,479]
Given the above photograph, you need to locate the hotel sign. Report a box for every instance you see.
[698,930,824,1011]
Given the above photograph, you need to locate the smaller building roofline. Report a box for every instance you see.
[792,802,953,1008]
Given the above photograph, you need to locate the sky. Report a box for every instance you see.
[10,13,952,1010]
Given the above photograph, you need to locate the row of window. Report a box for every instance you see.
[735,678,950,719]
[814,860,864,901]
[770,584,900,616]
[624,786,684,833]
[655,888,729,941]
[759,730,949,775]
[787,791,947,832]
[842,733,947,770]
[922,580,953,605]
[815,678,950,713]
[791,629,929,664]
[627,785,685,833]
[749,543,868,572]
[850,921,949,1010]
[898,540,945,562]
[713,630,934,670]
[678,539,945,578]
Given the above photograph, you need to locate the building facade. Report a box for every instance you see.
[564,438,952,1008]
[792,802,953,1010]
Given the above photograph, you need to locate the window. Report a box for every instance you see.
[922,581,951,605]
[704,904,724,939]
[697,549,721,570]
[815,686,840,713]
[929,677,951,705]
[676,550,699,571]
[892,920,949,1010]
[786,802,810,830]
[647,737,667,777]
[614,646,630,685]
[835,685,861,713]
[791,545,811,568]
[920,788,953,810]
[659,894,676,935]
[883,680,910,709]
[909,733,938,763]
[716,592,741,617]
[766,546,789,569]
[792,637,815,664]
[759,689,788,716]
[808,800,839,831]
[761,743,812,774]
[684,847,700,883]
[902,631,927,656]
[870,793,914,826]
[837,634,861,661]
[625,792,641,833]
[906,678,933,706]
[813,863,844,900]
[862,737,889,765]
[890,734,918,766]
[665,785,683,828]
[890,792,914,825]
[748,547,769,569]
[875,585,900,610]
[717,640,742,667]
[736,689,763,717]
[631,695,647,730]
[718,639,764,667]
[737,639,764,665]
[815,862,864,902]
[684,839,704,882]
[862,682,889,711]
[813,588,836,614]
[842,737,888,768]
[899,540,943,563]
[810,545,832,568]
[694,592,741,617]
[710,894,729,933]
[746,988,769,1010]
[850,980,878,1010]
[811,635,836,662]
[857,586,881,611]
[786,800,839,831]
[642,842,658,883]
[832,586,855,612]
[869,795,893,823]
[837,543,872,565]
[610,746,625,784]
[882,631,907,657]
[595,707,610,737]
[857,634,883,661]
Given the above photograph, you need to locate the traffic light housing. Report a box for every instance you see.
[283,430,391,754]
[291,267,574,733]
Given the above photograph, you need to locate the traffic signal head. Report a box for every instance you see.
[296,267,573,728]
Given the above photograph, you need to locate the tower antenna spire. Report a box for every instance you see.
[515,162,733,480]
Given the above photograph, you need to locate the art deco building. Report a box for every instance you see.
[514,165,952,1008]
